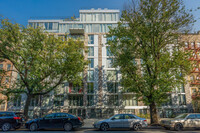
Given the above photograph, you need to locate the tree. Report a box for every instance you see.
[0,19,88,119]
[108,0,194,124]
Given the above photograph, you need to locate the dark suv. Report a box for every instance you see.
[0,112,22,131]
[25,113,83,131]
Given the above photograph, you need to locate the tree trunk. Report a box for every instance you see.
[149,102,159,124]
[24,94,32,120]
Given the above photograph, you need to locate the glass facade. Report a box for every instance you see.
[88,47,94,56]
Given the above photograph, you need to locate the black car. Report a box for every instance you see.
[25,113,83,131]
[0,111,22,132]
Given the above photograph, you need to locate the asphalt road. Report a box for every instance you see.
[5,128,200,133]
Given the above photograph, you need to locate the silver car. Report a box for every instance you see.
[161,113,200,131]
[93,114,148,131]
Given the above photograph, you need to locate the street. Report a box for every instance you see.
[5,128,200,133]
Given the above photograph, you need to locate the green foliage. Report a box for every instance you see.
[0,18,87,115]
[136,113,150,119]
[107,0,194,123]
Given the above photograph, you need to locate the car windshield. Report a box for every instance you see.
[175,114,188,119]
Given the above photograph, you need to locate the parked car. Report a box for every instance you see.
[160,113,200,131]
[0,111,22,132]
[25,113,83,131]
[93,114,148,131]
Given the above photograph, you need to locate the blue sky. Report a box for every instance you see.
[0,0,199,32]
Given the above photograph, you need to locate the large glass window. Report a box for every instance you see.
[86,14,92,21]
[107,95,118,106]
[87,70,94,81]
[177,84,185,93]
[69,96,83,106]
[106,46,113,56]
[54,95,64,106]
[87,95,94,106]
[87,82,94,93]
[30,96,39,107]
[107,70,117,81]
[107,82,118,93]
[123,95,138,106]
[178,94,186,105]
[88,58,94,68]
[88,47,94,56]
[107,58,114,68]
[88,35,94,44]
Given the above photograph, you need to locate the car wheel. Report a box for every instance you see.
[174,123,183,131]
[64,123,73,131]
[2,123,11,132]
[133,123,141,131]
[29,123,38,131]
[100,123,109,131]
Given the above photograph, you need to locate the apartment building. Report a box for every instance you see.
[6,8,192,118]
[182,33,200,97]
[0,60,13,111]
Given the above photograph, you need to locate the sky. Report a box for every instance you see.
[0,0,200,32]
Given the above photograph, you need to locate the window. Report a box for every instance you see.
[87,95,94,106]
[106,46,113,56]
[107,82,118,93]
[177,84,185,93]
[124,114,136,119]
[87,82,94,93]
[187,114,196,119]
[42,95,50,107]
[185,42,188,48]
[13,96,21,107]
[54,95,64,106]
[123,95,138,106]
[88,35,94,44]
[178,94,186,105]
[69,96,83,106]
[88,58,94,68]
[69,83,83,93]
[0,112,14,117]
[7,64,11,71]
[55,113,68,118]
[30,96,39,107]
[49,22,53,30]
[88,47,94,56]
[111,114,123,120]
[0,64,3,70]
[107,58,114,68]
[107,95,118,106]
[191,42,195,49]
[162,94,172,106]
[196,114,200,119]
[45,114,54,119]
[5,76,9,83]
[87,70,94,81]
[107,70,117,81]
[106,37,112,42]
[197,43,200,48]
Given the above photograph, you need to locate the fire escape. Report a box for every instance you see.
[185,42,200,86]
